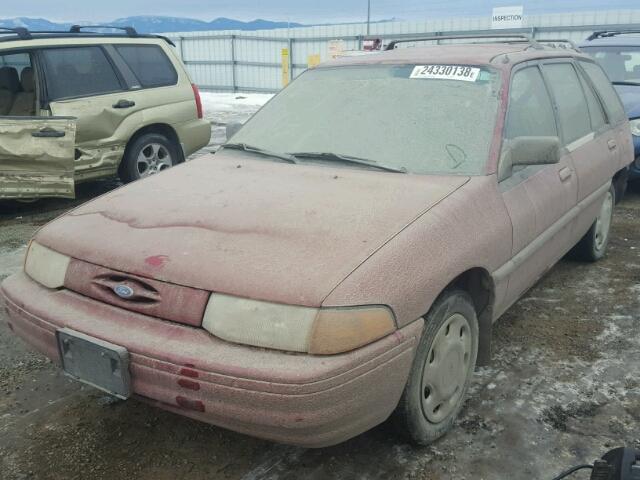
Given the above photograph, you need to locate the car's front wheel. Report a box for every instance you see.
[392,290,478,445]
[572,185,615,262]
[120,133,181,183]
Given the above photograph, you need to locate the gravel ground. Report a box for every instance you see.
[0,102,638,479]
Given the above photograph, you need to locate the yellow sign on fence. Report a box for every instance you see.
[307,54,321,69]
[281,48,290,87]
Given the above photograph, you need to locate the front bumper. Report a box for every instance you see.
[1,272,422,447]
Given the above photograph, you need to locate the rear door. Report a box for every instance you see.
[497,63,578,308]
[0,116,76,199]
[39,45,136,180]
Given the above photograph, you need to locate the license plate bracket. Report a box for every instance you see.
[56,328,131,399]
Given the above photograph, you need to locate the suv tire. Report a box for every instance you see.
[572,185,615,262]
[120,133,181,183]
[392,290,478,445]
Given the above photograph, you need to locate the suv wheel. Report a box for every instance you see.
[572,185,615,262]
[120,133,180,183]
[392,290,478,445]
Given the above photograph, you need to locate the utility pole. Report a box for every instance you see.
[366,0,371,36]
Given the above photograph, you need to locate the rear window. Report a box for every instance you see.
[543,63,592,144]
[115,45,178,88]
[579,60,628,124]
[42,46,123,100]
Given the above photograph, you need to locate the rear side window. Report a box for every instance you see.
[506,66,557,139]
[579,60,627,125]
[42,46,122,100]
[115,45,178,88]
[543,63,591,144]
[577,69,607,131]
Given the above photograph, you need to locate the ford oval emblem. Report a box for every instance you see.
[113,284,134,299]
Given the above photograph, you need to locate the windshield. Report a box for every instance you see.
[230,64,502,175]
[581,46,640,84]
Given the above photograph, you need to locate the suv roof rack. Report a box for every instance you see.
[69,25,138,36]
[587,30,640,41]
[0,25,175,46]
[385,34,543,50]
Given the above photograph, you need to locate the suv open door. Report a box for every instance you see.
[0,117,76,200]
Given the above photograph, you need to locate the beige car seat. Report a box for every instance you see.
[0,66,20,115]
[9,67,36,116]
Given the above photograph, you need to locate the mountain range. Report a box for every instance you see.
[0,16,304,34]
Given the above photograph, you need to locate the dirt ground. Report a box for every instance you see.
[0,133,638,478]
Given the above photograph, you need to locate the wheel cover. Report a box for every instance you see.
[594,191,613,252]
[421,313,472,423]
[136,143,173,178]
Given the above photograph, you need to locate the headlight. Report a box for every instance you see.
[202,293,396,355]
[631,118,640,137]
[24,241,70,289]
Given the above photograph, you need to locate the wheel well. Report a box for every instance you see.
[446,268,495,366]
[120,123,184,174]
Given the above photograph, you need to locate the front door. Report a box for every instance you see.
[0,116,76,199]
[496,63,578,313]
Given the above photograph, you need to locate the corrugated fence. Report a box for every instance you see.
[162,9,640,93]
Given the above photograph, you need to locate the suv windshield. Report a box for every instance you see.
[230,64,502,175]
[581,46,640,85]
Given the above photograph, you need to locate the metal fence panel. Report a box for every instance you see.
[164,9,640,93]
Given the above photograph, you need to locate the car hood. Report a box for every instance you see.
[613,84,640,118]
[35,152,469,306]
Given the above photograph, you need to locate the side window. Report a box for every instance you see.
[506,66,557,139]
[41,46,123,100]
[579,60,627,125]
[114,45,178,88]
[577,68,607,131]
[0,53,36,117]
[543,63,591,144]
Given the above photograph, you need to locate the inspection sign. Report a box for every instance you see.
[491,5,524,29]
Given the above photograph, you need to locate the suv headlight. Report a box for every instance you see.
[631,118,640,137]
[202,293,396,354]
[24,241,70,289]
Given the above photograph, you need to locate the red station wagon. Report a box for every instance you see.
[1,35,633,447]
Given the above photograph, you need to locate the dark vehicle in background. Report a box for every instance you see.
[581,31,640,196]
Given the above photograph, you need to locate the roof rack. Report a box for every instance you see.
[587,30,640,41]
[536,38,580,51]
[69,25,138,36]
[0,27,31,40]
[385,34,542,50]
[0,25,175,46]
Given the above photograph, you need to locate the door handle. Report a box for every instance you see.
[112,99,136,109]
[607,139,617,150]
[31,127,65,138]
[558,166,572,182]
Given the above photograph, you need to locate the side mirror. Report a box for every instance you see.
[225,121,243,140]
[499,136,562,181]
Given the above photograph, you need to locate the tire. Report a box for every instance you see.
[572,185,615,262]
[120,133,181,183]
[392,290,479,445]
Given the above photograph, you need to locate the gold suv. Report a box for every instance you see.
[0,25,211,199]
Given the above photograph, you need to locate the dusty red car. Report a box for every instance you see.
[1,36,633,447]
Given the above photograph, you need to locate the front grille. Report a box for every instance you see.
[64,259,210,327]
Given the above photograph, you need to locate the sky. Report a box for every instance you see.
[1,0,638,24]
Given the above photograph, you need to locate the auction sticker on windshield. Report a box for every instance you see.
[410,65,480,82]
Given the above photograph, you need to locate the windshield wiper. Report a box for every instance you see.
[287,151,407,173]
[612,80,640,87]
[222,143,298,164]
